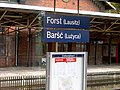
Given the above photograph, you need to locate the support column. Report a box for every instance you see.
[108,38,111,64]
[116,39,118,64]
[27,28,31,66]
[94,40,97,65]
[77,0,80,14]
[87,43,90,65]
[15,27,19,66]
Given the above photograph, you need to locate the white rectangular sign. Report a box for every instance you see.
[46,52,87,90]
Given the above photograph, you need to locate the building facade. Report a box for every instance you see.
[0,0,118,67]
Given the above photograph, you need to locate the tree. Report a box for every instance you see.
[111,2,120,14]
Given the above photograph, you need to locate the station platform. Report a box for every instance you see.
[0,65,120,90]
[0,67,45,77]
[88,65,120,74]
[0,65,120,77]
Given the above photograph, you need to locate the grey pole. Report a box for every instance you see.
[94,40,97,65]
[78,0,80,14]
[54,0,58,52]
[108,36,111,64]
[15,27,19,66]
[27,28,31,66]
[54,0,56,13]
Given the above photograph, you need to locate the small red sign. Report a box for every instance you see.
[55,58,76,63]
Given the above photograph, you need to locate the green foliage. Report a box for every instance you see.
[110,2,120,13]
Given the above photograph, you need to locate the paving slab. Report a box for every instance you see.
[87,65,120,74]
[0,65,120,77]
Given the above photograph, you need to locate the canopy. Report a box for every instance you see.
[0,3,119,40]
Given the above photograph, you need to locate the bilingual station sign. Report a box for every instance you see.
[44,13,90,29]
[43,30,89,42]
[43,13,90,42]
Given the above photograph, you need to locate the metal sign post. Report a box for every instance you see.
[46,52,87,90]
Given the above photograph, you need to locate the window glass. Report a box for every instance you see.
[0,0,8,1]
[33,31,48,67]
[0,36,5,43]
[76,43,86,52]
[0,0,18,3]
[58,43,68,52]
[0,45,5,56]
[111,45,116,57]
[35,32,43,56]
[11,0,17,2]
[35,44,43,55]
[0,36,5,56]
[103,45,108,56]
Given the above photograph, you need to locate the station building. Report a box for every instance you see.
[0,0,119,67]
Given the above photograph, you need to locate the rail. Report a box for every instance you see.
[0,71,120,90]
[0,75,46,90]
[87,72,120,87]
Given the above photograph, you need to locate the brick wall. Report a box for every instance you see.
[0,0,101,67]
[25,0,100,11]
[18,34,28,66]
[80,0,100,11]
[0,35,15,67]
[25,0,100,65]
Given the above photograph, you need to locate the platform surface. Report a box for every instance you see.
[0,65,120,77]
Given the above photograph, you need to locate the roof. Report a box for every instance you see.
[108,0,120,3]
[93,1,116,10]
[0,3,119,18]
[0,3,119,40]
[104,1,116,10]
